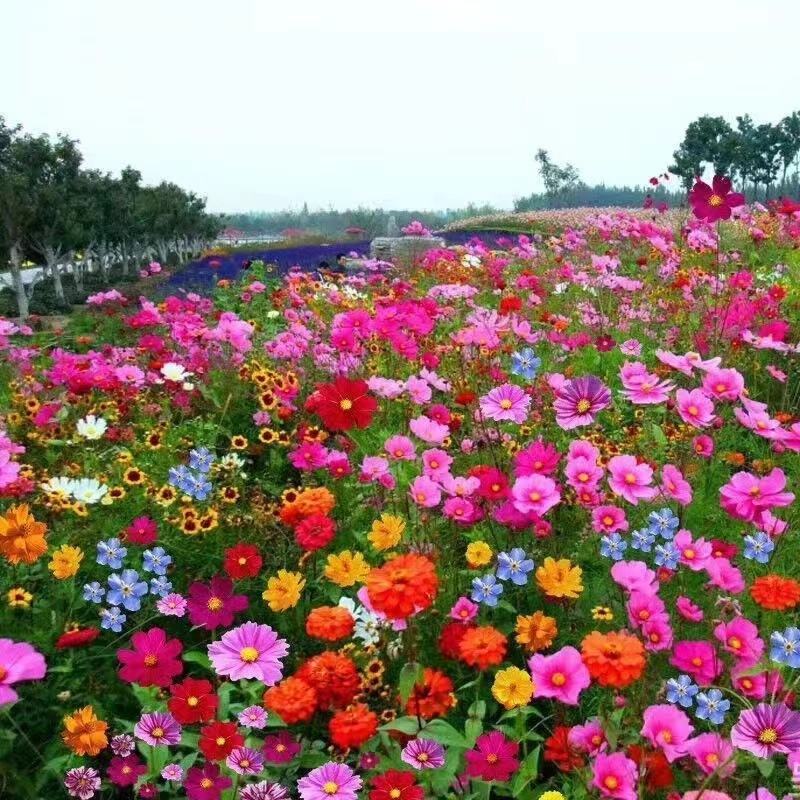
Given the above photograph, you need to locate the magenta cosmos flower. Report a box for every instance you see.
[479,383,531,424]
[554,375,611,429]
[297,762,362,800]
[401,738,446,769]
[675,388,715,428]
[0,638,46,705]
[263,731,300,763]
[241,782,289,800]
[719,468,794,523]
[730,702,800,758]
[528,646,591,705]
[591,751,638,800]
[207,621,288,683]
[689,174,744,222]
[187,575,248,630]
[134,710,182,746]
[184,761,232,800]
[640,704,693,762]
[465,731,519,782]
[226,745,264,775]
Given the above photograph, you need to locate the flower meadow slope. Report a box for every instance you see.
[2,191,800,800]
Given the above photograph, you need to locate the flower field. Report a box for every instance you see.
[2,186,800,800]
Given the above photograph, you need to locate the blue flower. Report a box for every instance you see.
[510,349,541,381]
[100,606,126,633]
[654,541,680,570]
[742,531,774,564]
[496,548,534,585]
[149,576,173,597]
[631,528,656,552]
[189,447,215,473]
[770,627,800,668]
[647,508,679,540]
[694,688,730,725]
[600,532,628,561]
[665,674,698,708]
[82,581,105,604]
[96,537,127,569]
[107,569,149,612]
[142,546,172,576]
[471,574,504,607]
[168,465,213,501]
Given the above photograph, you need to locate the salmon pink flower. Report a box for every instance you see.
[384,435,415,461]
[691,435,714,457]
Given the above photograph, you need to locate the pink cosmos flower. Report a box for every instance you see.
[384,435,416,461]
[401,738,446,770]
[226,746,264,776]
[360,456,393,487]
[408,475,442,508]
[289,442,329,470]
[422,448,453,481]
[685,732,735,776]
[511,474,561,516]
[713,617,763,663]
[513,440,560,477]
[610,561,658,594]
[442,496,477,523]
[673,529,712,571]
[591,751,638,800]
[675,596,704,622]
[465,731,519,782]
[689,174,745,222]
[660,464,692,506]
[238,705,269,729]
[619,361,674,405]
[441,475,480,497]
[479,383,531,424]
[0,639,46,705]
[670,641,721,686]
[134,711,182,746]
[607,455,656,506]
[642,616,673,652]
[553,375,611,429]
[702,367,744,401]
[675,388,715,428]
[592,505,629,534]
[208,621,288,683]
[187,575,248,630]
[565,455,604,491]
[64,766,102,799]
[450,597,479,623]
[157,593,187,617]
[704,557,745,594]
[409,415,449,445]
[641,704,693,762]
[298,762,362,800]
[682,793,732,800]
[731,703,800,758]
[626,591,666,629]
[528,646,591,705]
[691,435,714,458]
[719,468,794,523]
[569,719,607,755]
[405,375,432,405]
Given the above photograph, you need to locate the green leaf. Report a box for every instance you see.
[418,719,469,749]
[398,661,424,705]
[511,746,540,795]
[468,700,486,720]
[183,651,212,670]
[650,423,667,447]
[465,716,483,747]
[755,757,774,778]
[380,716,421,735]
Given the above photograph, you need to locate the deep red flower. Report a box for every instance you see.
[56,627,100,649]
[117,627,183,687]
[772,196,800,216]
[199,720,243,761]
[125,516,158,545]
[544,725,584,772]
[627,744,674,790]
[294,513,337,551]
[223,543,262,580]
[107,755,147,787]
[186,575,248,630]
[307,377,378,431]
[168,678,219,724]
[689,175,745,222]
[369,770,424,800]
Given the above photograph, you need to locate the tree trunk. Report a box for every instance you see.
[9,240,29,320]
[44,246,67,306]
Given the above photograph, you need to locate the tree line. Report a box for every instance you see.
[0,117,220,319]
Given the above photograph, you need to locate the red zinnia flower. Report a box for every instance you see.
[186,575,248,630]
[223,543,262,580]
[294,513,337,551]
[56,627,100,649]
[307,377,378,431]
[369,770,423,800]
[328,703,378,749]
[544,725,584,772]
[688,174,745,222]
[117,627,183,687]
[168,678,219,724]
[199,720,243,761]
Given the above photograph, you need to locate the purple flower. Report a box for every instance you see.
[297,762,362,800]
[731,702,800,758]
[157,593,187,617]
[226,745,264,775]
[64,766,101,799]
[161,764,184,782]
[109,733,135,756]
[401,738,446,770]
[238,704,269,729]
[134,711,182,746]
[479,384,531,424]
[207,621,288,683]
[240,782,289,800]
[554,375,611,429]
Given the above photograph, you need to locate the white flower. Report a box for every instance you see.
[266,310,280,319]
[160,362,193,383]
[76,414,107,440]
[41,476,76,497]
[338,597,384,646]
[70,478,108,505]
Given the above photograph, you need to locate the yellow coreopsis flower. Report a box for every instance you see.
[539,793,566,800]
[7,586,33,608]
[324,550,370,587]
[592,606,614,621]
[492,666,534,709]
[263,570,305,612]
[535,556,583,599]
[466,540,492,568]
[48,545,83,579]
[368,513,405,551]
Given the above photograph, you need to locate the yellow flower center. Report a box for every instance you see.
[551,672,566,686]
[417,752,429,762]
[390,790,401,799]
[324,782,340,795]
[749,486,761,496]
[683,548,695,560]
[143,654,158,667]
[728,637,741,650]
[240,646,259,663]
[207,596,223,611]
[529,491,541,502]
[661,730,672,743]
[339,399,353,411]
[0,665,7,682]
[604,776,619,790]
[486,753,499,764]
[691,657,703,667]
[499,399,512,409]
[687,405,698,416]
[578,472,589,482]
[201,778,213,789]
[708,194,724,207]
[216,736,226,746]
[758,727,778,744]
[238,557,247,565]
[624,473,636,484]
[603,516,614,526]
[151,727,164,739]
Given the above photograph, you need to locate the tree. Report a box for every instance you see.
[777,112,800,189]
[670,116,734,190]
[534,149,582,207]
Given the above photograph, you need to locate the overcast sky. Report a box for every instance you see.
[3,0,800,212]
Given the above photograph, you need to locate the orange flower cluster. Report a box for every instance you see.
[263,676,317,724]
[404,668,456,719]
[458,625,508,670]
[750,574,800,611]
[0,505,47,565]
[305,606,354,641]
[328,703,378,749]
[366,553,438,620]
[62,706,108,756]
[581,630,646,688]
[279,487,335,527]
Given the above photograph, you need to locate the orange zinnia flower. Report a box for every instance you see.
[581,630,646,688]
[405,668,456,719]
[263,677,318,724]
[279,487,335,526]
[0,504,48,565]
[750,574,800,611]
[305,606,354,641]
[328,703,378,749]
[366,553,438,621]
[62,706,108,756]
[458,625,508,670]
[296,651,361,709]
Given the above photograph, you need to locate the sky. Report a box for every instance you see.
[3,0,800,213]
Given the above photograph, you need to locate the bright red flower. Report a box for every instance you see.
[308,377,378,431]
[294,513,337,551]
[168,678,219,724]
[223,543,262,580]
[626,744,674,790]
[689,175,745,222]
[117,627,183,687]
[544,725,584,772]
[56,627,100,649]
[199,720,243,761]
[369,770,423,800]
